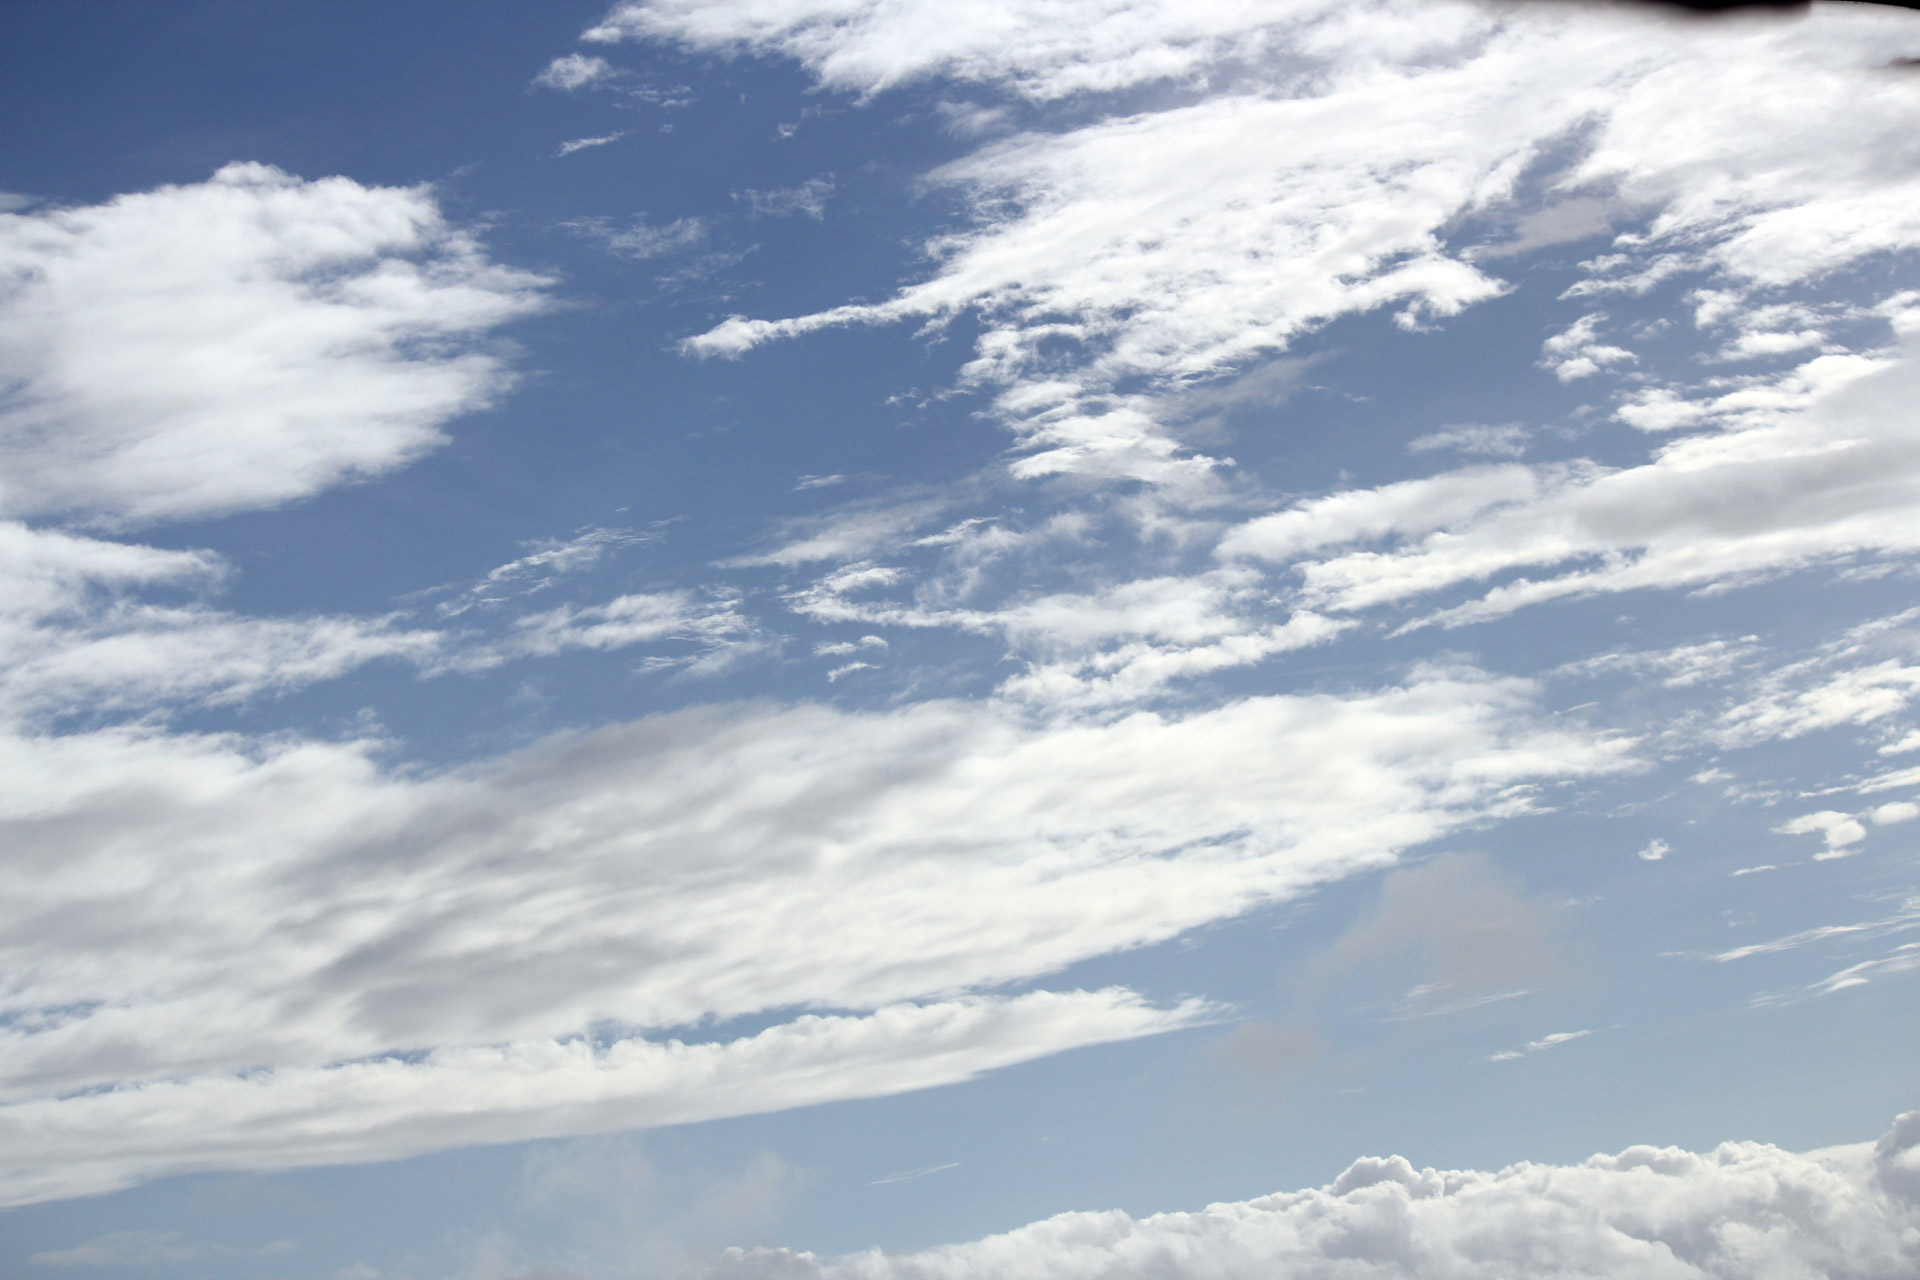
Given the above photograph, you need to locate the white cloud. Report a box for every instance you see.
[814,635,886,657]
[1638,838,1669,862]
[1489,1028,1591,1062]
[708,1114,1920,1280]
[1221,328,1920,628]
[500,590,754,660]
[783,557,1353,707]
[1710,898,1920,965]
[1218,467,1544,565]
[0,164,548,525]
[1539,313,1635,382]
[1774,811,1869,857]
[1406,423,1529,459]
[569,213,710,260]
[557,131,627,156]
[0,521,442,725]
[434,526,653,618]
[583,0,1351,101]
[1704,611,1920,749]
[725,490,956,567]
[661,3,1920,504]
[535,53,618,91]
[0,669,1629,1197]
[1715,898,1920,1006]
[1786,944,1920,1004]
[0,989,1208,1208]
[738,177,834,219]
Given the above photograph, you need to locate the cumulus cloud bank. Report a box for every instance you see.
[711,1113,1920,1280]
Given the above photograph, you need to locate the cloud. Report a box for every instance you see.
[1712,897,1920,1005]
[1406,424,1530,459]
[0,669,1629,1199]
[1539,313,1635,382]
[1224,326,1920,628]
[738,178,834,219]
[433,527,654,619]
[497,590,756,662]
[724,490,957,567]
[1709,897,1920,965]
[662,3,1920,506]
[1774,811,1869,857]
[0,164,549,525]
[1487,1028,1592,1063]
[0,989,1208,1208]
[0,521,443,725]
[707,1113,1920,1280]
[1711,612,1920,748]
[869,1163,960,1186]
[582,0,1345,101]
[1785,944,1920,1004]
[781,557,1353,708]
[569,213,710,260]
[557,131,627,156]
[535,53,618,91]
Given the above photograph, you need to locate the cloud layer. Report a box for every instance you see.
[0,669,1629,1202]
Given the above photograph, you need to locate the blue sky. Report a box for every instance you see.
[4,2,1920,1277]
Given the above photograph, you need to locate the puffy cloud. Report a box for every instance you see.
[535,52,619,91]
[0,669,1629,1197]
[1773,811,1869,857]
[709,1115,1920,1280]
[1539,313,1635,382]
[0,164,549,525]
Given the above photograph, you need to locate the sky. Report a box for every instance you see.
[3,0,1920,1276]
